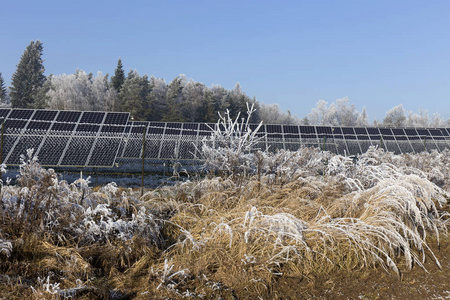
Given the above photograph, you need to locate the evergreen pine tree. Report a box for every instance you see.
[10,40,46,108]
[119,70,151,120]
[163,76,185,121]
[111,58,125,93]
[0,73,6,103]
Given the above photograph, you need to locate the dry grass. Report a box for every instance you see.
[0,147,449,299]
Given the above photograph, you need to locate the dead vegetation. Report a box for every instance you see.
[0,145,447,299]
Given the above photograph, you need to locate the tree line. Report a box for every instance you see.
[1,40,449,127]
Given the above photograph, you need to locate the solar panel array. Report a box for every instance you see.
[0,109,130,167]
[0,108,449,167]
[117,122,450,161]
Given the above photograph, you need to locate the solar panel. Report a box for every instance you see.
[354,127,368,135]
[316,126,332,134]
[87,138,121,166]
[103,112,130,125]
[266,124,282,133]
[438,128,450,136]
[342,127,355,135]
[4,119,27,129]
[37,137,70,166]
[9,109,34,120]
[27,121,52,131]
[181,123,199,136]
[332,127,343,134]
[51,122,76,133]
[148,122,164,134]
[404,128,418,136]
[79,112,105,124]
[56,111,81,123]
[76,124,100,133]
[0,109,11,119]
[101,125,126,133]
[428,129,444,140]
[165,127,181,135]
[266,125,282,140]
[32,110,58,121]
[60,137,96,166]
[299,126,315,134]
[283,125,300,140]
[5,135,44,165]
[416,128,430,137]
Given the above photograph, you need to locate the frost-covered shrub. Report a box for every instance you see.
[201,103,264,178]
[0,150,164,252]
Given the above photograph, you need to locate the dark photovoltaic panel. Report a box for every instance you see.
[79,112,105,124]
[283,125,300,140]
[316,126,332,135]
[56,111,82,123]
[27,121,52,131]
[101,125,126,133]
[148,122,165,134]
[104,112,130,125]
[428,129,444,139]
[87,138,122,166]
[60,137,96,166]
[299,126,316,134]
[8,109,34,120]
[0,109,11,119]
[32,110,58,121]
[342,127,356,135]
[37,137,70,166]
[416,129,430,137]
[76,124,100,133]
[5,135,44,165]
[181,123,199,136]
[404,129,418,136]
[4,119,28,129]
[51,122,76,132]
[266,125,282,133]
[438,128,450,136]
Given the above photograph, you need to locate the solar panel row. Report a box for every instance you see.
[0,108,448,166]
[0,109,130,167]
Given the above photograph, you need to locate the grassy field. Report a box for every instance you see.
[0,145,448,299]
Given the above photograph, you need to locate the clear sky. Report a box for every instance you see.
[1,0,450,121]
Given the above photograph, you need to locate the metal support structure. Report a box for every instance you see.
[141,126,146,197]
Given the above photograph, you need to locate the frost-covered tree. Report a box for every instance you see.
[91,72,118,111]
[182,80,207,122]
[258,103,299,124]
[307,99,330,125]
[111,58,125,93]
[383,104,406,127]
[10,40,46,108]
[405,108,429,128]
[147,76,167,121]
[356,106,369,126]
[307,98,360,126]
[46,70,118,111]
[429,112,445,127]
[333,97,358,126]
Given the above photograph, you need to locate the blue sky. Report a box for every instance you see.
[1,0,450,121]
